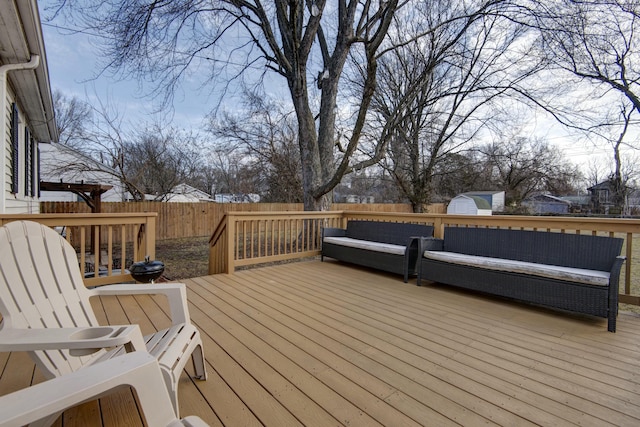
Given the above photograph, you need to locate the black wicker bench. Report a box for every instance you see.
[322,220,434,282]
[417,227,625,332]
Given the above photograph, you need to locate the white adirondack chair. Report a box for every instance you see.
[0,351,209,427]
[0,220,207,417]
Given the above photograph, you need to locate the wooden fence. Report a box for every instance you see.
[40,201,419,241]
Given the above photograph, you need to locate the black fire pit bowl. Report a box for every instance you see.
[130,256,165,283]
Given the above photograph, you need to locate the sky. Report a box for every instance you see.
[38,3,630,187]
[40,14,220,131]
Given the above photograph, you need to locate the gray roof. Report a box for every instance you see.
[468,196,492,210]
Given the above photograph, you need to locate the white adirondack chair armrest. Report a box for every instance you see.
[0,325,146,355]
[89,283,191,325]
[0,352,207,427]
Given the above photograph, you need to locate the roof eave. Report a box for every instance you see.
[1,0,58,142]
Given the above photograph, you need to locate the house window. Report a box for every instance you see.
[10,103,19,194]
[598,189,609,204]
[24,128,31,196]
[32,139,39,197]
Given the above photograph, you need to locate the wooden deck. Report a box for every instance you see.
[2,260,640,426]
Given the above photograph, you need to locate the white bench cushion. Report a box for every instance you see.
[424,251,610,286]
[323,237,406,255]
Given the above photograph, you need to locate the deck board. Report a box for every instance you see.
[2,259,640,426]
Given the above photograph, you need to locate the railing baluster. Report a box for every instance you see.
[626,233,633,295]
[107,225,113,276]
[80,226,86,278]
[270,219,275,256]
[121,226,126,274]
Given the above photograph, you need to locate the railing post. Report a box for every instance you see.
[433,215,444,239]
[625,233,632,295]
[147,216,156,260]
[133,215,157,262]
[226,213,235,274]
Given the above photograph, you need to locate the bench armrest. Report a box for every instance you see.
[402,236,427,283]
[419,237,444,253]
[322,228,346,238]
[609,255,626,283]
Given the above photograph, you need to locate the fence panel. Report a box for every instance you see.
[40,201,414,241]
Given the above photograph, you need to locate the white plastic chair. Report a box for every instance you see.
[0,351,209,427]
[0,221,207,417]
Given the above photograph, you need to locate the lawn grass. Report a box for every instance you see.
[155,236,210,281]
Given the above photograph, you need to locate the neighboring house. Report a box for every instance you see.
[522,194,571,215]
[447,194,493,215]
[344,195,375,203]
[461,191,505,212]
[124,184,216,202]
[166,184,214,203]
[39,142,126,202]
[214,193,261,203]
[559,195,591,212]
[1,2,57,213]
[587,180,640,215]
[588,181,615,213]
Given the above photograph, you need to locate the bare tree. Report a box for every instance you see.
[584,103,640,213]
[53,89,93,148]
[204,148,261,198]
[52,91,205,201]
[49,92,146,200]
[526,0,640,200]
[48,1,459,210]
[358,0,535,212]
[607,103,635,209]
[58,0,548,210]
[124,126,204,201]
[430,151,488,200]
[533,0,640,112]
[478,137,582,205]
[208,91,303,202]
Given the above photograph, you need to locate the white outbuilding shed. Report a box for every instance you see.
[447,195,493,215]
[462,191,505,212]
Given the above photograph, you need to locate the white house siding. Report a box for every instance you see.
[2,87,39,213]
[1,1,57,213]
[39,143,126,202]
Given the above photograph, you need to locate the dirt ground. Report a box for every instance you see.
[155,236,210,281]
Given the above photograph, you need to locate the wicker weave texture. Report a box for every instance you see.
[345,221,433,246]
[322,221,434,281]
[443,227,623,271]
[419,227,625,332]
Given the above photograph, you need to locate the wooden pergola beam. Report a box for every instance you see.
[40,181,113,213]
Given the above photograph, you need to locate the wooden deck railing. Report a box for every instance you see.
[209,210,640,306]
[0,213,157,287]
[209,211,344,274]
